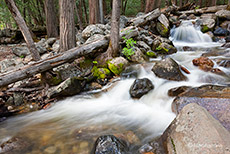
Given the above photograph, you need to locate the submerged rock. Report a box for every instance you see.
[162,103,230,154]
[152,58,187,81]
[0,137,30,153]
[92,135,129,154]
[172,85,230,131]
[129,78,154,98]
[108,57,128,76]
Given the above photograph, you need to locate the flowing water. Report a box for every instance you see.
[0,21,229,154]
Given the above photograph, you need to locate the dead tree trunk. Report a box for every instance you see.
[45,0,59,38]
[59,0,76,52]
[4,0,41,61]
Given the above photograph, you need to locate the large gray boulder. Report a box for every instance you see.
[85,34,105,44]
[12,46,30,57]
[215,9,230,19]
[108,57,128,76]
[162,103,230,154]
[152,58,187,81]
[82,24,106,39]
[172,85,230,131]
[156,14,170,37]
[201,18,216,32]
[130,47,147,63]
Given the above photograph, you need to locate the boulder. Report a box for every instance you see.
[85,34,105,44]
[46,38,56,46]
[214,27,229,36]
[152,58,187,81]
[215,9,230,19]
[92,135,129,154]
[52,40,60,53]
[120,15,129,28]
[155,43,177,55]
[136,41,151,53]
[220,20,230,29]
[12,46,30,57]
[200,13,217,20]
[201,19,216,33]
[162,103,230,154]
[130,47,147,63]
[82,24,106,39]
[172,85,230,131]
[168,86,191,97]
[48,77,83,98]
[129,78,154,98]
[156,14,169,37]
[92,67,111,79]
[36,38,47,54]
[0,59,19,73]
[108,57,129,76]
[146,51,157,58]
[192,56,214,71]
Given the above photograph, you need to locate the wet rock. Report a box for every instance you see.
[129,78,154,98]
[172,85,230,131]
[201,19,215,33]
[192,56,214,71]
[120,65,139,79]
[152,58,187,81]
[155,42,177,55]
[48,77,83,98]
[214,27,229,36]
[108,57,128,76]
[12,46,30,57]
[168,86,191,97]
[44,146,57,154]
[215,9,230,19]
[85,34,105,44]
[182,46,193,51]
[92,67,111,79]
[52,40,60,52]
[136,41,151,53]
[168,16,179,24]
[146,51,157,58]
[0,137,30,153]
[188,14,196,20]
[162,103,230,154]
[220,20,230,30]
[156,14,169,37]
[82,24,106,39]
[130,47,147,63]
[179,13,187,20]
[222,42,230,48]
[92,135,129,154]
[216,59,230,68]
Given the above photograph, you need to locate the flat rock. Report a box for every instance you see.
[172,85,230,131]
[162,103,230,154]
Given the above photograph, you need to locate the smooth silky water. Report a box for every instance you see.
[0,21,229,153]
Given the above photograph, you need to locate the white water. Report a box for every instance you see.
[0,20,229,153]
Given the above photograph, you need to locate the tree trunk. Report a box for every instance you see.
[145,0,155,13]
[99,0,104,24]
[158,0,162,8]
[199,0,203,7]
[82,0,88,24]
[141,0,145,12]
[45,0,59,38]
[75,4,83,30]
[4,0,41,61]
[59,0,76,52]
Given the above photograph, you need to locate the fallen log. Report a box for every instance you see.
[178,5,227,15]
[0,37,109,88]
[128,8,161,27]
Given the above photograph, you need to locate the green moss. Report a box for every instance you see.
[170,137,177,154]
[201,25,209,33]
[156,43,171,54]
[92,66,111,79]
[108,62,124,76]
[47,74,63,86]
[79,59,93,69]
[156,22,169,37]
[146,51,157,58]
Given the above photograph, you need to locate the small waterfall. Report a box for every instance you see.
[170,20,220,48]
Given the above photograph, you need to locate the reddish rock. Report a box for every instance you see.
[192,56,214,71]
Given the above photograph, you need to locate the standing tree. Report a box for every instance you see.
[89,0,100,24]
[59,0,76,52]
[145,0,155,13]
[44,0,59,38]
[4,0,41,61]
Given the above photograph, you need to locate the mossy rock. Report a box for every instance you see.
[108,57,128,76]
[146,51,157,58]
[201,25,210,33]
[156,22,169,37]
[156,43,177,55]
[92,66,111,79]
[42,71,63,86]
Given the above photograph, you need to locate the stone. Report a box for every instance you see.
[130,47,147,63]
[0,59,17,73]
[120,65,139,79]
[108,57,128,76]
[216,59,230,68]
[192,56,214,71]
[36,38,47,54]
[162,103,230,154]
[157,14,169,37]
[179,13,187,20]
[46,38,56,46]
[120,15,129,28]
[92,135,129,154]
[152,58,187,81]
[52,40,60,53]
[44,146,57,154]
[214,27,229,36]
[188,14,196,20]
[155,42,177,55]
[172,85,230,131]
[220,20,230,29]
[201,19,216,33]
[12,46,30,57]
[92,67,111,79]
[82,24,105,39]
[168,86,191,97]
[215,9,230,19]
[136,41,151,53]
[48,77,83,98]
[200,13,217,20]
[85,34,105,44]
[13,92,24,106]
[146,51,157,58]
[0,137,30,153]
[129,78,154,98]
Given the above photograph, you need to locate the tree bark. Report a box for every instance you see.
[141,0,145,12]
[179,5,227,14]
[45,0,59,38]
[4,0,41,61]
[59,0,76,52]
[75,4,83,30]
[0,38,109,88]
[99,0,104,24]
[145,0,156,13]
[82,0,88,24]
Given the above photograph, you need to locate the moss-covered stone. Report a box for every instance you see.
[42,71,63,86]
[156,22,169,37]
[146,51,157,58]
[107,57,128,76]
[92,66,111,79]
[201,25,210,33]
[156,43,177,55]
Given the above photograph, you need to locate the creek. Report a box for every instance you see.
[0,21,229,154]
